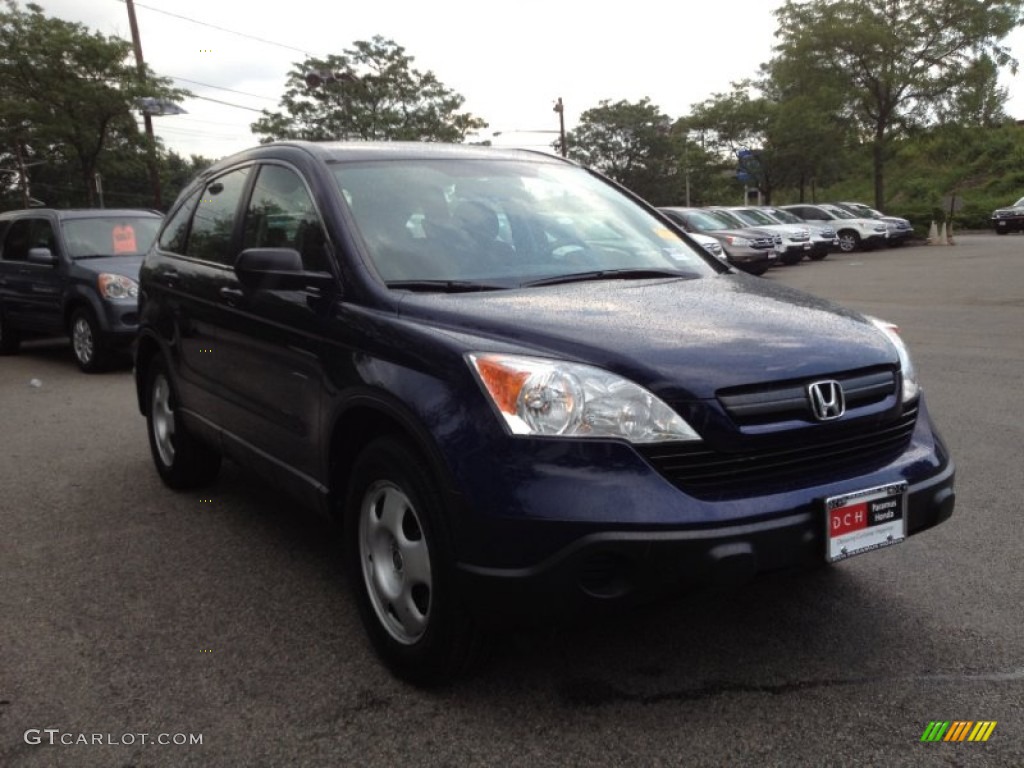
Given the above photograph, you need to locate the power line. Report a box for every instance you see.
[170,75,277,102]
[118,0,315,56]
[188,94,267,113]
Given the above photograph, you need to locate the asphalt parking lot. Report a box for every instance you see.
[1,234,1022,767]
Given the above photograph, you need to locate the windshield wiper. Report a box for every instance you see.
[521,268,697,288]
[385,279,507,293]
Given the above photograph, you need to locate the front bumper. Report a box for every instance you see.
[449,395,954,622]
[992,216,1024,232]
[98,299,140,348]
[457,461,954,623]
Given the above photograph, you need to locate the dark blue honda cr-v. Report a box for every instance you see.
[134,142,955,685]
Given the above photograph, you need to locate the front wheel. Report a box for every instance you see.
[70,308,108,373]
[345,436,481,686]
[837,230,861,253]
[145,358,221,489]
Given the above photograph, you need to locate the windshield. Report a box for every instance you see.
[821,204,855,220]
[676,210,735,233]
[764,208,801,225]
[62,216,161,258]
[734,208,777,226]
[331,159,717,288]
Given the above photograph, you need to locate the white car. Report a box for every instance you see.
[779,203,888,253]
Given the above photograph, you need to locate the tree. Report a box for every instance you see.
[770,0,1024,208]
[252,36,486,143]
[0,1,185,206]
[566,98,687,204]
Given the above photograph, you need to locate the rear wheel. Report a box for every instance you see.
[345,436,481,686]
[146,357,221,489]
[0,310,20,355]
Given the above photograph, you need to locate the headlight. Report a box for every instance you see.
[867,317,919,402]
[98,273,138,300]
[467,353,701,443]
[724,236,751,247]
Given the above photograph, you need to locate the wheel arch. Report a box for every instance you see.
[325,391,465,536]
[134,331,164,416]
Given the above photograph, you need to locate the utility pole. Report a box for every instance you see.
[14,142,30,209]
[125,0,162,209]
[553,97,566,158]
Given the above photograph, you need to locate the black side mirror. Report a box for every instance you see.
[234,247,335,292]
[27,247,56,266]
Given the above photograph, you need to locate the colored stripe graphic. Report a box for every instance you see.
[968,722,997,742]
[945,721,972,741]
[920,721,997,742]
[921,722,950,742]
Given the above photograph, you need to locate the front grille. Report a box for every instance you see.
[749,236,776,250]
[639,405,919,499]
[820,227,836,238]
[717,368,896,426]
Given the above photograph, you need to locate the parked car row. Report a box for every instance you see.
[659,202,913,277]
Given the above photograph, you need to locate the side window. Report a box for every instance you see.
[158,187,202,255]
[1,219,32,261]
[1,218,55,261]
[185,167,251,265]
[242,165,330,272]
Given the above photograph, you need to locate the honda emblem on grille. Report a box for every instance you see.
[808,380,845,421]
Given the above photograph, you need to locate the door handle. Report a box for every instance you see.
[218,286,244,304]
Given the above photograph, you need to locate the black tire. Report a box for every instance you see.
[70,307,109,373]
[0,309,21,355]
[344,436,481,686]
[809,251,829,261]
[837,230,861,253]
[780,251,803,266]
[996,229,1008,235]
[145,357,221,489]
[738,264,768,276]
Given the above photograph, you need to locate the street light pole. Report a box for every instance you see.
[125,0,161,209]
[553,97,566,158]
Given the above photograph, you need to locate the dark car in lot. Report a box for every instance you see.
[135,142,955,684]
[0,208,162,371]
[990,196,1024,234]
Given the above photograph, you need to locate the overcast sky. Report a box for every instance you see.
[35,0,1024,161]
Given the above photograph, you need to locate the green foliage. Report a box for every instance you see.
[0,1,186,206]
[252,37,487,143]
[770,0,1024,207]
[566,98,696,205]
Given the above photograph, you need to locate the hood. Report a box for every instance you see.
[72,255,143,280]
[398,274,897,401]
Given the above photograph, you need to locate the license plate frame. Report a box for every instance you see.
[824,481,908,563]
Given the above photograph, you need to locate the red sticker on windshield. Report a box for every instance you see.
[112,225,137,254]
